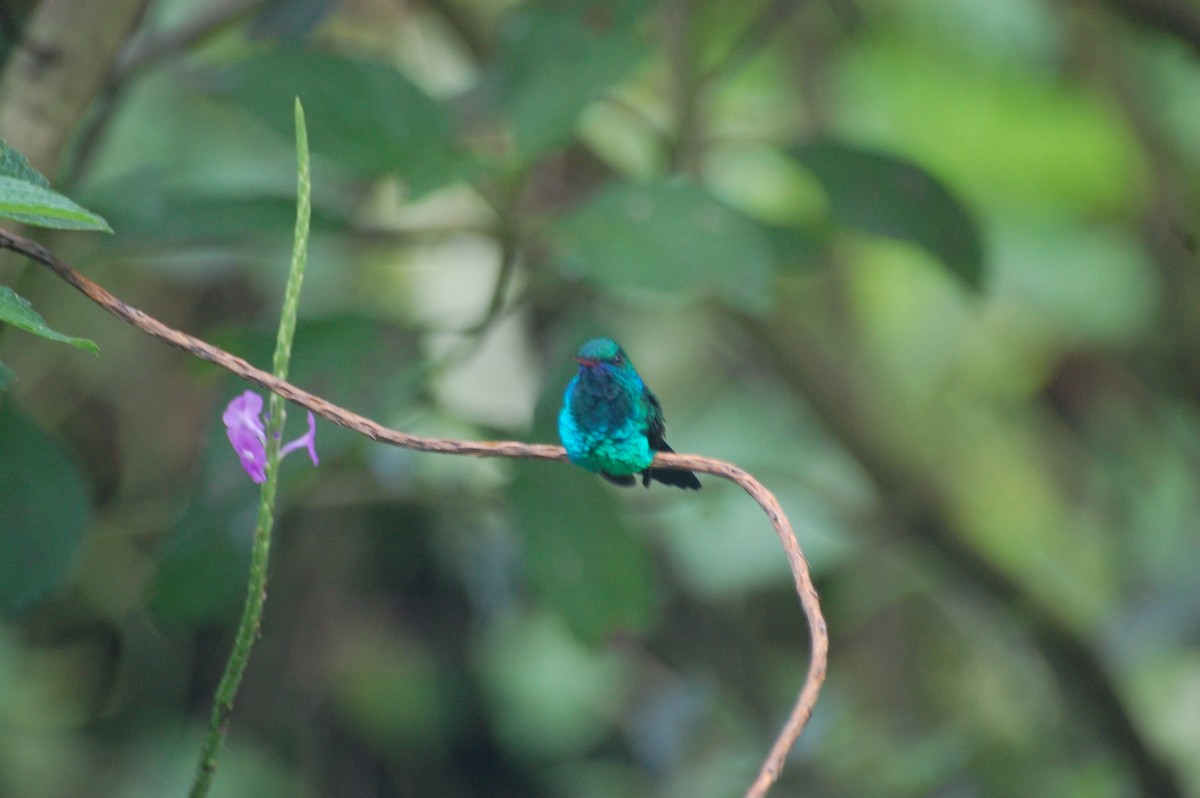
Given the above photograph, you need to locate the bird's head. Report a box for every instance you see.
[573,337,632,373]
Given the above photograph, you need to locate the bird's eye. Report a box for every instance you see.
[612,354,623,365]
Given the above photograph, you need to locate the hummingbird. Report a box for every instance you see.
[558,337,702,490]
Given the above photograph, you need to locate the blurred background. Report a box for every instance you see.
[1,0,1199,796]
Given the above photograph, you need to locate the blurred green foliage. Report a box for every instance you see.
[1,0,1200,796]
[0,404,90,614]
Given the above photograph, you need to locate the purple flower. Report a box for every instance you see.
[223,390,319,483]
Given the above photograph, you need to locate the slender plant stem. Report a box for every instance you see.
[188,99,311,798]
[188,442,281,798]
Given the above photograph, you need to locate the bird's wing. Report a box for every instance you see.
[642,387,702,489]
[643,387,669,451]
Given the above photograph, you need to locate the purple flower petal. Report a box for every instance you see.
[223,391,266,440]
[223,391,269,483]
[280,411,319,466]
[224,391,318,483]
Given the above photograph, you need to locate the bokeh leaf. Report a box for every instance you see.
[100,189,349,242]
[0,176,112,232]
[481,613,629,758]
[224,50,465,193]
[758,220,824,275]
[144,477,256,628]
[791,138,984,290]
[509,460,655,645]
[0,404,90,615]
[0,286,98,354]
[248,0,339,41]
[496,0,649,155]
[554,177,774,311]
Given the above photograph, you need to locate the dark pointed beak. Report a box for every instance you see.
[573,356,599,366]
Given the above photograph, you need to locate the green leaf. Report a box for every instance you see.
[0,404,90,615]
[496,0,650,155]
[84,168,352,242]
[0,176,113,231]
[0,139,110,232]
[554,177,774,312]
[0,286,99,353]
[135,193,347,241]
[144,482,256,628]
[224,51,465,194]
[791,139,985,290]
[509,460,655,645]
[758,219,824,275]
[0,360,13,391]
[0,138,50,187]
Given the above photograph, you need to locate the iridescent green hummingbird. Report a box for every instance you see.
[558,337,701,490]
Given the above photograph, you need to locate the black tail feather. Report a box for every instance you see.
[644,440,701,490]
[645,466,702,490]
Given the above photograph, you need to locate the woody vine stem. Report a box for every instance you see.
[0,226,828,798]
